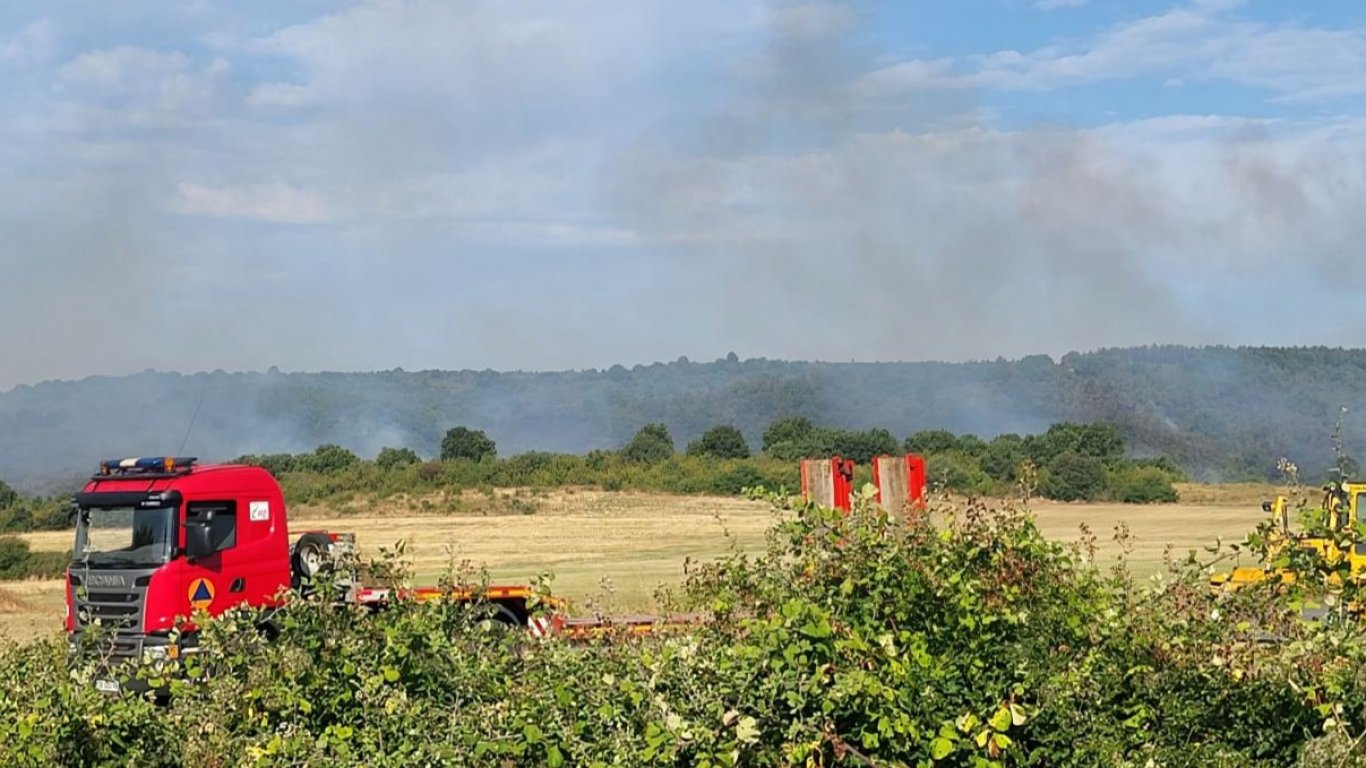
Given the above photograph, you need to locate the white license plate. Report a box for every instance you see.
[94,679,119,693]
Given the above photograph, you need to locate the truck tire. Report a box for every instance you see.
[477,602,521,630]
[475,602,526,654]
[292,532,334,583]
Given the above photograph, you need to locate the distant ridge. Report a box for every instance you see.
[3,345,1364,489]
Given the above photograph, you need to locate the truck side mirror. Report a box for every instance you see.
[186,511,215,560]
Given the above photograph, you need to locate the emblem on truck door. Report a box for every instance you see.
[188,578,216,611]
[250,500,270,521]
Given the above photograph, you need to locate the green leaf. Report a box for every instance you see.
[930,737,954,760]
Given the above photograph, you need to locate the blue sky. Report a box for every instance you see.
[2,0,1366,389]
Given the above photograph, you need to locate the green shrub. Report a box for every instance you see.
[925,450,994,495]
[0,537,27,575]
[375,446,421,469]
[708,464,765,495]
[686,425,751,459]
[0,491,1350,765]
[621,423,675,464]
[0,537,68,579]
[1039,451,1108,501]
[440,426,497,462]
[301,444,361,474]
[1111,466,1180,503]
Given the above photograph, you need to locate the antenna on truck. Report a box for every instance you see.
[177,395,205,456]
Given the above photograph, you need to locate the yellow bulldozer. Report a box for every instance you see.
[1211,480,1366,596]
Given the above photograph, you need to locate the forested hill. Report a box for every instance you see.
[3,346,1364,489]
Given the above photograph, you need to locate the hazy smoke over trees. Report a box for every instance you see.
[1,3,1365,482]
[2,1,1366,392]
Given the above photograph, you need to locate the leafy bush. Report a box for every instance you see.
[925,450,994,495]
[0,537,26,575]
[764,420,899,464]
[621,423,675,464]
[0,491,1361,765]
[1039,452,1108,501]
[762,416,816,453]
[0,536,68,579]
[375,446,421,469]
[1110,465,1181,503]
[300,444,361,474]
[687,425,751,459]
[707,464,766,495]
[904,428,962,455]
[0,495,70,534]
[440,426,497,462]
[0,480,16,509]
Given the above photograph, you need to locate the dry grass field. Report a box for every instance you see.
[1,484,1284,642]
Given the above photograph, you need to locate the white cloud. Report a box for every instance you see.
[171,182,333,224]
[864,2,1366,101]
[59,46,190,87]
[57,46,230,117]
[0,19,56,64]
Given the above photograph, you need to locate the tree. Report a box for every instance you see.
[687,425,751,459]
[622,423,675,464]
[981,434,1027,482]
[376,447,421,470]
[0,480,16,510]
[1030,423,1125,466]
[302,444,360,474]
[828,428,900,464]
[904,429,961,456]
[1040,452,1108,502]
[762,417,815,454]
[441,427,497,462]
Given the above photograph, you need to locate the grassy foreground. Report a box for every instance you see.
[0,483,1273,642]
[4,484,1365,766]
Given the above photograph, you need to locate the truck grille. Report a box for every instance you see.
[72,574,149,637]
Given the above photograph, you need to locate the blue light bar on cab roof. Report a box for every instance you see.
[97,456,198,476]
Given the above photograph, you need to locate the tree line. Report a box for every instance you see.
[4,345,1366,490]
[227,418,1180,512]
[0,417,1185,538]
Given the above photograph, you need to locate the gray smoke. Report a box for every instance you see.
[3,1,1366,472]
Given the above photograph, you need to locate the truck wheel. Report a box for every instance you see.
[292,533,334,582]
[477,603,521,631]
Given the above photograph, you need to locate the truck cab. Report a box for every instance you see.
[68,457,297,665]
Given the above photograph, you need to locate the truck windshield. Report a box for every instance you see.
[73,506,177,568]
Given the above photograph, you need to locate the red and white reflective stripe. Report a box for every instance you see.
[527,616,553,638]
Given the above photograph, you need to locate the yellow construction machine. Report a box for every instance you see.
[1211,481,1366,595]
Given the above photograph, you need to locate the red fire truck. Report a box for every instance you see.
[68,457,583,685]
